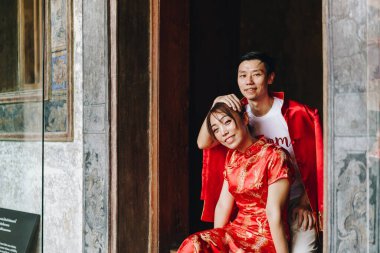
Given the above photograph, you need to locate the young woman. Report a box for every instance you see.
[178,103,293,253]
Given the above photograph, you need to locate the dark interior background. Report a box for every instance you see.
[188,0,323,234]
[0,0,18,92]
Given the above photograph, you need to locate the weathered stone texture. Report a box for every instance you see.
[83,0,107,105]
[84,105,106,133]
[83,0,109,251]
[43,0,84,251]
[328,0,380,252]
[84,134,108,253]
[332,53,367,92]
[334,93,367,136]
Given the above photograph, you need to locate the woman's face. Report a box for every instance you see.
[209,111,251,151]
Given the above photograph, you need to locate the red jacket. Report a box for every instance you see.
[200,92,324,230]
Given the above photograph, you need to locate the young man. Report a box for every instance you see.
[197,51,323,252]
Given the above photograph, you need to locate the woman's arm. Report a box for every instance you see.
[197,116,218,149]
[214,180,234,228]
[266,178,290,253]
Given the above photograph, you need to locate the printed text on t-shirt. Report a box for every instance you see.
[266,137,291,147]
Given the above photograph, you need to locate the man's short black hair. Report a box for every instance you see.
[239,51,275,75]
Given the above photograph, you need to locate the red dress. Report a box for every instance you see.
[178,138,293,253]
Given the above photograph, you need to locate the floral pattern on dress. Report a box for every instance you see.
[178,137,293,253]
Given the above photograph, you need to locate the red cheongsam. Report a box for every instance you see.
[178,138,293,253]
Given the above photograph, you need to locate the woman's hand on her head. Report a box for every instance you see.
[212,94,242,112]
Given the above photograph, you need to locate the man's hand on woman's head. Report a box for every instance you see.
[213,94,242,112]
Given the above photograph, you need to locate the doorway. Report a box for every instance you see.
[113,0,323,251]
[188,0,323,234]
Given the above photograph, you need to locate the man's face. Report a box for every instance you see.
[237,60,274,101]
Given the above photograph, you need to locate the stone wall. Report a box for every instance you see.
[0,0,84,252]
[0,0,109,250]
[43,0,84,251]
[82,0,109,251]
[326,0,380,252]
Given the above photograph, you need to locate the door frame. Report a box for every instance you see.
[109,0,189,251]
[109,0,329,251]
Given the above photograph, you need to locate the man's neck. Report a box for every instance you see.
[248,95,274,117]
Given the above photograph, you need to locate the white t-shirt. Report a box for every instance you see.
[245,97,304,200]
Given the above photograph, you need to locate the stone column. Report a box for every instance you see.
[326,0,380,252]
[83,0,109,251]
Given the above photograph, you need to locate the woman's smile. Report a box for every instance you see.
[224,135,235,144]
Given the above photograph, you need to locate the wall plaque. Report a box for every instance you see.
[0,208,40,253]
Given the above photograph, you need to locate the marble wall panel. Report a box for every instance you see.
[83,0,107,105]
[331,0,367,22]
[0,0,82,252]
[334,93,367,136]
[84,105,106,133]
[332,53,367,93]
[336,152,367,252]
[328,0,380,252]
[0,142,43,213]
[82,0,109,251]
[43,0,84,251]
[0,142,43,253]
[330,0,367,94]
[329,136,368,252]
[84,134,108,252]
[332,19,364,59]
[368,156,379,252]
[367,1,380,252]
[44,140,83,252]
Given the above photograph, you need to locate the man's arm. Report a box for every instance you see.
[214,180,234,228]
[267,179,290,253]
[291,107,322,231]
[197,94,242,149]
